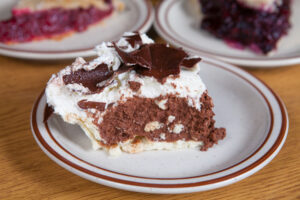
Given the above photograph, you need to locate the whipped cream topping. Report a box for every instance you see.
[237,0,282,11]
[46,32,206,151]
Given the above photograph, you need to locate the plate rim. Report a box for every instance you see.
[0,0,154,59]
[154,0,300,67]
[30,59,289,193]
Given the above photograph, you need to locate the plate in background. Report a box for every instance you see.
[155,0,300,67]
[0,0,154,60]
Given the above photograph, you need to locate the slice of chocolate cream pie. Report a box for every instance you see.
[45,32,226,156]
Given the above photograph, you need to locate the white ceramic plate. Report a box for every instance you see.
[154,0,300,67]
[31,58,288,194]
[0,0,154,60]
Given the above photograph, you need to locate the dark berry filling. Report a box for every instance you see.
[199,0,291,54]
[0,5,113,43]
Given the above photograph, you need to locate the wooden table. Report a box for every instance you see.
[0,25,300,200]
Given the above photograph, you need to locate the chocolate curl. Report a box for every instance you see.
[63,63,113,93]
[78,100,106,111]
[123,33,143,48]
[114,43,190,83]
[113,42,152,69]
[181,57,202,68]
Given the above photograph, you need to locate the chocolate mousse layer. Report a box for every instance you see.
[84,91,226,150]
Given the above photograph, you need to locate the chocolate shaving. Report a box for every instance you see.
[114,43,151,69]
[123,33,143,48]
[78,100,106,111]
[62,35,202,94]
[101,64,134,89]
[138,44,188,82]
[181,57,201,68]
[63,64,113,93]
[115,43,189,83]
[107,103,114,109]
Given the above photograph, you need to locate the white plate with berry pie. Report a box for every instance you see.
[155,0,300,67]
[0,0,154,60]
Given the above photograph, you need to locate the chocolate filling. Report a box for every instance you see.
[92,92,225,150]
[128,81,141,92]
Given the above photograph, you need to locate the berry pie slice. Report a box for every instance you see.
[198,0,291,54]
[0,0,124,44]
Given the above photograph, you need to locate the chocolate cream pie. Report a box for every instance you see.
[0,0,124,44]
[197,0,291,54]
[45,32,226,156]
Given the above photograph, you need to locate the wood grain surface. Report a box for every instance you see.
[0,4,300,200]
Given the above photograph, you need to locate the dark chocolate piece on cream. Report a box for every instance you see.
[107,103,115,109]
[123,33,143,48]
[114,43,152,69]
[115,43,191,83]
[99,64,134,90]
[181,57,202,68]
[137,44,188,83]
[63,63,113,93]
[78,100,106,111]
[63,40,201,96]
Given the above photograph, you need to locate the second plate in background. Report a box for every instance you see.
[155,0,300,67]
[0,0,154,60]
